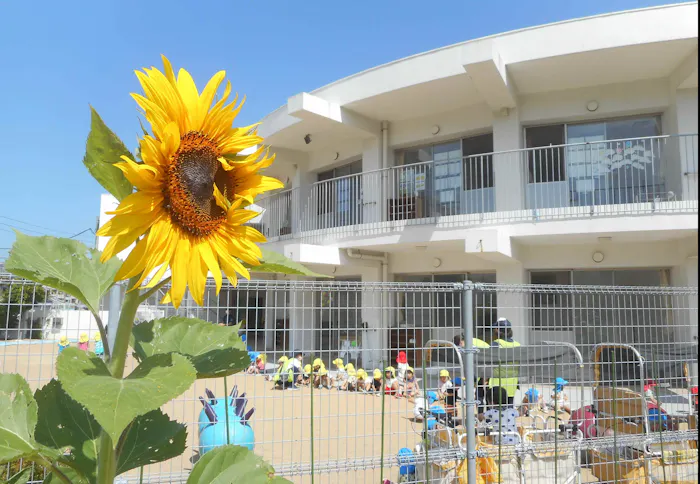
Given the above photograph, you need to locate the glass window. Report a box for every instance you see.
[316,160,362,217]
[526,125,566,183]
[530,271,572,329]
[463,134,494,190]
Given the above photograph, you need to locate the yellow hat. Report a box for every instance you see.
[79,333,89,343]
[318,366,328,376]
[313,358,323,368]
[373,369,382,380]
[406,366,414,373]
[59,335,69,345]
[439,369,450,378]
[94,333,101,342]
[278,356,288,363]
[304,364,312,374]
[332,358,344,366]
[384,366,396,378]
[345,363,355,373]
[258,354,267,364]
[357,369,368,380]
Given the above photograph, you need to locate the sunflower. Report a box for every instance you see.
[97,55,283,308]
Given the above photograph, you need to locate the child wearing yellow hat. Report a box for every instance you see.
[267,356,288,382]
[312,358,331,389]
[94,333,104,357]
[58,335,70,354]
[438,369,453,399]
[366,369,383,393]
[356,368,368,392]
[78,333,89,351]
[403,366,419,399]
[342,363,357,391]
[331,358,347,390]
[300,364,312,386]
[384,366,399,397]
[246,354,267,374]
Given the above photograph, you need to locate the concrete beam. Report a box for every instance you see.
[282,243,342,266]
[463,228,521,263]
[670,49,698,90]
[287,92,380,137]
[463,46,518,111]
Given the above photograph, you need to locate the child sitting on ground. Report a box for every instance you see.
[247,354,266,374]
[356,368,368,392]
[547,377,571,414]
[299,364,312,386]
[520,387,545,416]
[332,358,348,390]
[313,358,331,389]
[402,367,419,399]
[366,369,383,393]
[267,356,288,381]
[396,351,409,383]
[479,386,520,445]
[342,363,357,391]
[384,366,400,397]
[437,370,453,400]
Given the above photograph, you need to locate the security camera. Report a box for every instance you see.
[304,134,311,145]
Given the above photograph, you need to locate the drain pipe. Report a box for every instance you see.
[380,121,389,225]
[346,249,389,369]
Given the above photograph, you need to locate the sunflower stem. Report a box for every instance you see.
[97,276,141,484]
[138,276,171,304]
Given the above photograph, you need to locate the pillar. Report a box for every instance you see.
[492,109,525,212]
[495,262,529,346]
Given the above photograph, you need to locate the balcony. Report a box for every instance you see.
[256,134,698,243]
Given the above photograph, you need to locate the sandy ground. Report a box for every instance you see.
[0,342,677,483]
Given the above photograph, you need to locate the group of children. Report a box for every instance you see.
[57,333,104,356]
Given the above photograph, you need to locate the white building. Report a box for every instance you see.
[98,3,698,369]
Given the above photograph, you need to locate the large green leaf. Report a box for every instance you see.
[34,380,99,483]
[187,445,292,484]
[116,409,186,475]
[83,106,133,201]
[0,374,58,464]
[251,248,329,278]
[2,467,30,484]
[131,317,249,379]
[5,233,122,315]
[57,348,196,443]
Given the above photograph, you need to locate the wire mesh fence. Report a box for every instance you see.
[1,274,697,483]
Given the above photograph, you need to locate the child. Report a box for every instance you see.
[403,367,419,399]
[548,377,571,414]
[313,358,331,389]
[343,363,357,391]
[384,366,400,397]
[396,351,409,383]
[438,369,453,400]
[93,333,104,357]
[366,369,383,393]
[479,386,520,445]
[356,368,368,392]
[299,364,312,386]
[58,335,70,354]
[644,379,659,405]
[78,333,89,351]
[332,358,348,390]
[247,354,266,374]
[267,356,288,381]
[520,387,545,416]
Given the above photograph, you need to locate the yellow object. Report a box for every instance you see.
[440,369,450,378]
[473,338,490,348]
[59,336,69,346]
[278,356,288,364]
[406,366,414,373]
[373,369,382,380]
[488,338,521,397]
[313,358,323,368]
[79,333,89,343]
[257,353,267,364]
[345,363,355,374]
[332,358,344,366]
[303,364,312,374]
[384,366,396,378]
[357,369,368,380]
[93,333,101,342]
[96,56,283,308]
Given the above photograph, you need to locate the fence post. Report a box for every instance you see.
[461,280,477,483]
[106,283,122,356]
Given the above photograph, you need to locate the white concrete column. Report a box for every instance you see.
[492,109,525,212]
[670,256,699,381]
[360,266,384,370]
[495,262,529,346]
[287,276,316,356]
[292,162,316,233]
[361,138,382,224]
[676,89,698,201]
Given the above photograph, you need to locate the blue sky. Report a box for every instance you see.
[0,0,678,259]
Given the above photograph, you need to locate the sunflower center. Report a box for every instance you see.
[166,131,228,236]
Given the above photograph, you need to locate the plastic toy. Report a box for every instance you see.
[78,333,89,351]
[94,333,104,356]
[198,385,255,455]
[57,335,70,354]
[397,447,416,483]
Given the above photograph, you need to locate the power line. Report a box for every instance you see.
[0,215,78,236]
[0,223,93,244]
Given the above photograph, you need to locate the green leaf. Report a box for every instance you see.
[187,445,292,484]
[5,232,121,313]
[251,248,330,278]
[57,348,196,443]
[34,380,99,483]
[0,374,58,464]
[83,106,133,201]
[131,317,249,379]
[2,467,31,484]
[5,233,122,315]
[43,465,89,484]
[116,409,186,475]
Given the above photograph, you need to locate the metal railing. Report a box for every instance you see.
[1,275,697,483]
[257,134,698,242]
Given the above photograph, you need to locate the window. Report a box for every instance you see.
[530,271,573,329]
[316,160,362,216]
[526,125,566,183]
[462,134,494,190]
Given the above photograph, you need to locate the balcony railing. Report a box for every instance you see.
[256,134,698,242]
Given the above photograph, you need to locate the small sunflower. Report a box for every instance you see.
[97,55,283,308]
